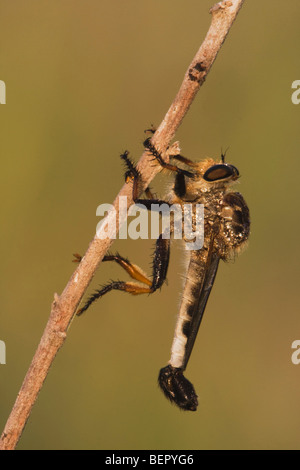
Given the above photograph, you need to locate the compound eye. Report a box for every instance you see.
[203,164,239,182]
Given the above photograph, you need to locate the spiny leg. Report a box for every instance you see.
[102,253,151,286]
[73,253,151,286]
[121,149,172,208]
[120,150,141,201]
[143,126,195,169]
[121,140,192,208]
[170,154,196,167]
[77,281,153,316]
[138,146,192,202]
[143,137,194,178]
[121,142,191,202]
[73,252,151,289]
[77,235,170,316]
[121,146,190,225]
[141,139,198,204]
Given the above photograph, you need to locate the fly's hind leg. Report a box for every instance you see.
[77,234,170,316]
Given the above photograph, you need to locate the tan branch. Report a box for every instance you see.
[0,0,245,450]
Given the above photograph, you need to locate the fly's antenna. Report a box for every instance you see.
[221,146,230,163]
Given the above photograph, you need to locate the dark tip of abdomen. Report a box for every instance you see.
[158,365,198,411]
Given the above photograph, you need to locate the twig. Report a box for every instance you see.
[0,0,245,450]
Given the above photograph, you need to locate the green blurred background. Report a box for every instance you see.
[0,0,300,450]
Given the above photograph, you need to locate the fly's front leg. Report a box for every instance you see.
[121,142,194,211]
[143,137,194,178]
[144,126,196,170]
[121,150,170,207]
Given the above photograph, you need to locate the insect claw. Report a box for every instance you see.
[72,253,82,263]
[144,125,156,135]
[124,171,134,183]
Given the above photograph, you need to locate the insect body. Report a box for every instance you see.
[157,154,250,411]
[76,137,250,411]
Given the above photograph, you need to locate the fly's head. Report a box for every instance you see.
[183,158,240,201]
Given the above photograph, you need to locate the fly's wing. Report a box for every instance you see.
[182,245,220,371]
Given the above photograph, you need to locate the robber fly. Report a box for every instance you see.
[75,134,250,412]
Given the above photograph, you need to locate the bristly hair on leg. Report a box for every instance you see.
[77,280,125,316]
[120,150,141,183]
[143,137,194,178]
[143,137,162,161]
